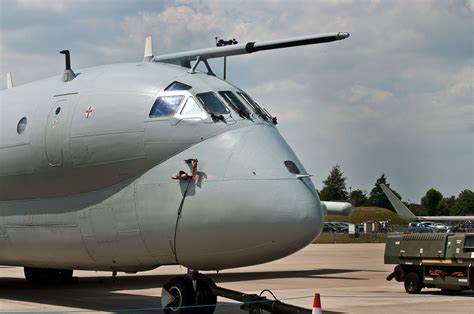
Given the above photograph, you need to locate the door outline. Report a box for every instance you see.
[45,99,67,166]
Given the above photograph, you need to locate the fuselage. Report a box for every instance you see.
[0,61,324,272]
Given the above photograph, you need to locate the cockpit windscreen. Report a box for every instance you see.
[219,91,251,118]
[196,92,229,114]
[165,81,192,91]
[149,95,185,117]
[237,92,269,120]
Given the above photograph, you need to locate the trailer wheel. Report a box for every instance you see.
[404,272,423,294]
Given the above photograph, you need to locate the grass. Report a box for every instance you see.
[325,206,411,225]
[313,206,410,244]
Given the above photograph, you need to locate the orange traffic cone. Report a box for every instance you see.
[312,293,322,314]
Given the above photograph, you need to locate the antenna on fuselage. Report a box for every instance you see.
[215,37,238,80]
[59,50,77,82]
[5,72,13,89]
[143,36,153,62]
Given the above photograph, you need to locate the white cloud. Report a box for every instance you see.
[121,6,224,50]
[1,0,472,201]
[15,0,67,12]
[252,79,305,95]
[448,67,473,97]
[349,85,393,104]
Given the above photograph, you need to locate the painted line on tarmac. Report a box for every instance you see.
[1,292,472,313]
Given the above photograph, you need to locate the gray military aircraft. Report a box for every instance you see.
[1,32,351,313]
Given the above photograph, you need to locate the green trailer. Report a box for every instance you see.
[385,233,474,294]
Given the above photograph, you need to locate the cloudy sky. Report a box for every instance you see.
[0,0,472,202]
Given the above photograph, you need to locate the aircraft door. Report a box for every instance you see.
[45,99,71,166]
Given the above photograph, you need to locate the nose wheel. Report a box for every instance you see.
[162,273,312,313]
[162,276,216,314]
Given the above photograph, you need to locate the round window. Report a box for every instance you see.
[55,107,61,115]
[17,117,27,134]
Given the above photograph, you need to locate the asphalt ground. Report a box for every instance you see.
[0,243,472,313]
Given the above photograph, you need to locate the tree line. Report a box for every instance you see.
[318,164,474,216]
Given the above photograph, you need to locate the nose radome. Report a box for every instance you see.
[176,179,323,270]
[175,125,324,270]
[225,124,324,244]
[224,125,309,179]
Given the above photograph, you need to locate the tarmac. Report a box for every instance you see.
[0,243,472,313]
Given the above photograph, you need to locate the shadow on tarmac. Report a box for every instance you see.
[0,269,357,313]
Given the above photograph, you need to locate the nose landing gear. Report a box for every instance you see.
[162,275,216,314]
[161,273,312,314]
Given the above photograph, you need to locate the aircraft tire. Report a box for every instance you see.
[404,272,423,294]
[193,279,217,314]
[163,277,195,314]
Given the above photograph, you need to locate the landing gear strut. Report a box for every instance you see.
[24,267,75,283]
[162,276,216,314]
[161,273,311,314]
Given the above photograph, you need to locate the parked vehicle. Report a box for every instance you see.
[323,223,338,233]
[331,222,349,233]
[408,222,434,233]
[385,233,474,293]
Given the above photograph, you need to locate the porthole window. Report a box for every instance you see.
[17,117,27,134]
[284,160,300,174]
[55,107,61,115]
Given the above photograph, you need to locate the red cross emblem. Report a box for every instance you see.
[85,105,94,118]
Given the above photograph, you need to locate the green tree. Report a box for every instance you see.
[319,164,348,201]
[437,196,455,216]
[421,188,443,216]
[350,189,368,207]
[368,174,401,211]
[452,189,474,215]
[407,203,428,216]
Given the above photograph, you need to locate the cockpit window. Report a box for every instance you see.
[237,92,268,120]
[165,81,192,91]
[218,91,251,118]
[149,95,185,117]
[180,97,203,115]
[196,92,229,114]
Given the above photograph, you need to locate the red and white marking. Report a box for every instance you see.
[312,293,322,314]
[85,105,94,118]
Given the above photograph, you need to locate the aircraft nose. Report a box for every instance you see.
[175,126,324,270]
